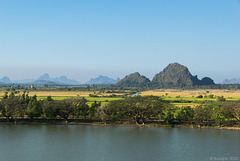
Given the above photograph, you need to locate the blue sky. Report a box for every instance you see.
[0,0,239,83]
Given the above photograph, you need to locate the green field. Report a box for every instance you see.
[141,89,240,107]
[37,96,123,107]
[1,89,240,107]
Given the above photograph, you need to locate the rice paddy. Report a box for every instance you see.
[1,89,239,107]
[140,89,240,107]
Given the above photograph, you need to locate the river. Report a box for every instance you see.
[0,125,239,161]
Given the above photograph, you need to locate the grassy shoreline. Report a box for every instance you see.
[1,120,239,130]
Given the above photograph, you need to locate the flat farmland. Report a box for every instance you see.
[0,91,126,97]
[1,89,239,108]
[0,91,92,97]
[0,90,125,107]
[141,89,240,107]
[140,89,240,100]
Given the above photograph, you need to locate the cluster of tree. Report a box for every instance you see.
[89,93,128,98]
[101,97,240,127]
[104,96,171,124]
[0,92,101,124]
[1,92,239,127]
[175,102,240,127]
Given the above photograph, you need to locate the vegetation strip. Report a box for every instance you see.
[0,91,239,129]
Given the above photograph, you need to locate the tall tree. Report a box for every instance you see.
[25,95,42,121]
[176,106,194,124]
[106,96,169,124]
[0,97,26,123]
[222,101,240,121]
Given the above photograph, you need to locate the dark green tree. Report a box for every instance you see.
[25,95,42,120]
[55,99,86,124]
[176,106,194,124]
[211,106,225,127]
[42,99,58,119]
[0,97,26,123]
[9,92,15,98]
[89,101,101,119]
[96,104,107,124]
[162,105,175,125]
[194,105,213,126]
[222,101,240,121]
[72,98,88,119]
[106,96,169,125]
[3,92,8,99]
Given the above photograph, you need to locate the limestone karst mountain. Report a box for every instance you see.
[152,63,215,88]
[115,72,151,87]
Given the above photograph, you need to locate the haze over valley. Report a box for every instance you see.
[0,63,239,86]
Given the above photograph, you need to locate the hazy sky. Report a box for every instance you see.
[0,0,239,83]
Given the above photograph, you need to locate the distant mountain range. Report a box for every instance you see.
[0,77,11,84]
[0,73,80,85]
[34,73,80,85]
[0,74,120,86]
[1,64,239,87]
[222,78,240,84]
[85,75,120,84]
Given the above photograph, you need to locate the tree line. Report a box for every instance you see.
[0,92,240,127]
[0,92,100,124]
[104,96,240,127]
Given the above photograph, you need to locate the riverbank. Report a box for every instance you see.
[1,120,240,130]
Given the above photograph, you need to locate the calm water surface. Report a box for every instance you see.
[0,125,239,161]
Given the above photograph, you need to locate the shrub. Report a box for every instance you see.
[196,95,203,98]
